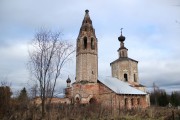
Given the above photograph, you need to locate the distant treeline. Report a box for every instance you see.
[0,86,28,119]
[150,89,180,107]
[0,85,180,120]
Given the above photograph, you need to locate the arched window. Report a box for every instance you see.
[122,51,124,57]
[125,98,128,108]
[137,98,140,105]
[76,97,80,104]
[131,98,134,106]
[124,73,128,82]
[89,98,96,104]
[91,38,95,49]
[83,37,87,49]
[134,74,137,82]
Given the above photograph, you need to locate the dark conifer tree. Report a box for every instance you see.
[0,86,11,118]
[170,92,179,106]
[18,87,29,109]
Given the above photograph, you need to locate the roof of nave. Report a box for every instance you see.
[98,76,146,95]
[110,57,138,65]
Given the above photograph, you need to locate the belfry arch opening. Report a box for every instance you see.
[124,73,128,82]
[91,38,95,49]
[83,37,87,49]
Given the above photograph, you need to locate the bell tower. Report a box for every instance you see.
[76,10,98,83]
[110,29,139,83]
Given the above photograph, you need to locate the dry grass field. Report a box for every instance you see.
[1,104,180,120]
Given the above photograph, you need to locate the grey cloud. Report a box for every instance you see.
[0,0,180,93]
[139,59,180,91]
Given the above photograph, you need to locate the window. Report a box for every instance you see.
[76,97,80,104]
[124,73,128,82]
[122,51,124,57]
[131,98,134,106]
[83,37,87,49]
[137,98,140,105]
[89,98,96,104]
[91,38,95,49]
[125,98,128,108]
[134,74,137,82]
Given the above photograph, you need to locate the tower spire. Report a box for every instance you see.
[83,9,91,23]
[118,28,128,58]
[85,9,89,18]
[78,10,95,37]
[76,10,98,83]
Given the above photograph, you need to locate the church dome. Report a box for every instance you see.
[118,28,126,42]
[118,35,125,42]
[66,77,71,83]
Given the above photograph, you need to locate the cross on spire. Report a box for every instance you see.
[118,28,125,42]
[120,28,123,36]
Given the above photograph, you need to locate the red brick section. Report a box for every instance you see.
[72,82,99,104]
[32,81,148,110]
[98,82,148,109]
[31,97,71,105]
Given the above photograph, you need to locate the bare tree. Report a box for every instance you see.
[152,82,160,106]
[29,83,38,99]
[28,29,75,118]
[0,76,11,87]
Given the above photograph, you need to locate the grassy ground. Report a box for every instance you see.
[1,104,180,120]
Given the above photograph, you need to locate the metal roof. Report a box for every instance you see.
[110,57,138,65]
[55,93,65,98]
[98,76,146,95]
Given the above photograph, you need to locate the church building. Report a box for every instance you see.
[65,10,150,109]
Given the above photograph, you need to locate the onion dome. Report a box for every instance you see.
[118,28,126,42]
[85,9,89,13]
[66,77,71,83]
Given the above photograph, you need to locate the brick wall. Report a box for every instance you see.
[72,82,99,104]
[98,83,148,109]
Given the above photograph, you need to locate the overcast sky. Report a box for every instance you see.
[0,0,180,94]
